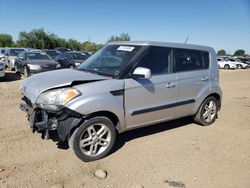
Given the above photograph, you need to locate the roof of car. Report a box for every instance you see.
[108,41,214,52]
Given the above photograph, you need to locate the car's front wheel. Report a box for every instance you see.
[68,117,116,162]
[194,96,218,126]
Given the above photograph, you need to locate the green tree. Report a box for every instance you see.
[0,34,13,47]
[107,33,130,43]
[217,49,226,56]
[67,39,81,50]
[81,41,104,52]
[234,49,245,56]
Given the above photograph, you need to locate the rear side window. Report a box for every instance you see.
[174,49,209,72]
[135,46,172,75]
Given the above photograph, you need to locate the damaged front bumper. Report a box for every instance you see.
[20,96,84,140]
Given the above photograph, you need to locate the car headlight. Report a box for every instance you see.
[28,64,41,70]
[56,64,61,68]
[0,57,4,61]
[36,88,81,111]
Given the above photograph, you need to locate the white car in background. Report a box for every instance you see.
[0,62,5,80]
[217,58,236,69]
[4,48,26,70]
[0,54,6,64]
[226,58,248,69]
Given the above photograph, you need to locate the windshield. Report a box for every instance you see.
[77,45,141,77]
[27,52,51,60]
[69,52,88,60]
[10,49,25,56]
[46,51,60,57]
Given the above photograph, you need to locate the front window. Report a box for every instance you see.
[10,49,25,56]
[46,51,60,57]
[69,53,88,61]
[77,45,141,77]
[26,52,51,60]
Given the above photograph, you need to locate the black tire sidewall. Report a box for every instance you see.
[70,117,116,162]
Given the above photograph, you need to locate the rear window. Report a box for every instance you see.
[10,49,25,56]
[174,49,209,72]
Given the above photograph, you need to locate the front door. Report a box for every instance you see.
[124,46,178,128]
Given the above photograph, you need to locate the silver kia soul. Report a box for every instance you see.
[20,41,222,161]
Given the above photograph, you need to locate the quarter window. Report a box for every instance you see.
[175,49,209,72]
[135,46,172,75]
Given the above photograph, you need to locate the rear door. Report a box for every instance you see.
[124,46,178,128]
[174,49,210,116]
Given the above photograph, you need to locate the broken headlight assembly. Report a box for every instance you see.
[36,88,81,111]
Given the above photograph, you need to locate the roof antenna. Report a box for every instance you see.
[184,36,189,44]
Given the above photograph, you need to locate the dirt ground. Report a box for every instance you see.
[0,70,250,188]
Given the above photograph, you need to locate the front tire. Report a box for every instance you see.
[68,117,116,162]
[194,96,218,126]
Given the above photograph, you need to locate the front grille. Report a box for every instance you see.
[42,65,56,69]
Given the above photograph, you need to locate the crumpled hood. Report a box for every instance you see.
[21,69,108,103]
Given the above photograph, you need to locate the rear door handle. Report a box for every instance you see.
[202,76,209,81]
[166,82,176,88]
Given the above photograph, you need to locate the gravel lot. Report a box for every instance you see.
[0,70,250,188]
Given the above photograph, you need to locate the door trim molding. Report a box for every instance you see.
[131,99,195,115]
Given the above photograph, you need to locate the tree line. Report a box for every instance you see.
[0,28,131,52]
[217,49,248,57]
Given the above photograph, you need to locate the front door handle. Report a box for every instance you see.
[166,82,176,88]
[202,76,209,81]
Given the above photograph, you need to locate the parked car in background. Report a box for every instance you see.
[0,48,6,54]
[4,48,26,70]
[20,41,222,161]
[0,53,6,65]
[55,51,89,69]
[0,62,5,80]
[217,57,236,69]
[54,47,71,53]
[15,51,61,77]
[236,58,249,69]
[226,58,248,69]
[44,49,61,60]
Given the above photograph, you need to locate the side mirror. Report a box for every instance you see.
[131,67,151,79]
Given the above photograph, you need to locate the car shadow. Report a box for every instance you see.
[53,116,194,152]
[110,117,193,155]
[1,71,21,82]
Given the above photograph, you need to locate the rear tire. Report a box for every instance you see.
[224,64,230,69]
[194,96,218,126]
[68,116,116,162]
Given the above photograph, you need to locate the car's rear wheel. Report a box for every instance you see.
[224,64,230,69]
[68,116,116,162]
[194,96,218,126]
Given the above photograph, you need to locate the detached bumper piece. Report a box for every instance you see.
[20,98,83,140]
